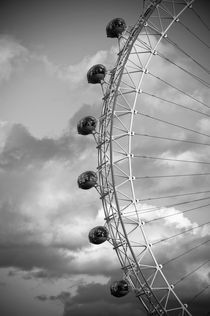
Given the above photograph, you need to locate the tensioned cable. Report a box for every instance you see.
[188,284,210,304]
[124,196,210,217]
[164,36,210,75]
[142,91,210,117]
[133,154,210,165]
[139,190,210,202]
[135,172,210,180]
[148,72,209,108]
[178,20,210,49]
[134,132,210,147]
[98,2,210,314]
[152,222,210,245]
[118,194,210,215]
[113,152,208,167]
[145,24,210,74]
[130,4,209,309]
[173,260,210,286]
[162,239,209,267]
[156,51,210,88]
[137,112,210,138]
[191,7,210,32]
[145,202,210,224]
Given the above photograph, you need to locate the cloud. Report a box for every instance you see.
[0,105,101,170]
[0,106,118,278]
[40,48,116,87]
[0,36,113,88]
[0,38,208,289]
[36,279,210,316]
[36,294,48,301]
[0,27,209,316]
[0,38,114,138]
[0,123,70,170]
[36,282,145,316]
[0,36,28,82]
[198,118,210,134]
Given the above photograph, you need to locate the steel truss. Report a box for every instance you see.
[97,0,195,315]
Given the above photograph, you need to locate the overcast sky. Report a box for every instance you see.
[0,1,209,316]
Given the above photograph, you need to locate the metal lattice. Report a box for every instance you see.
[97,1,200,315]
[77,0,209,315]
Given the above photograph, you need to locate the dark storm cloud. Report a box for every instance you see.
[36,294,48,301]
[37,282,145,316]
[39,280,210,316]
[62,278,210,316]
[0,3,209,316]
[0,94,208,304]
[0,123,93,170]
[0,102,121,281]
[0,243,73,275]
[0,101,102,172]
[0,105,99,270]
[36,291,71,303]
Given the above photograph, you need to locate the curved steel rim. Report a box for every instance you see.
[98,0,195,315]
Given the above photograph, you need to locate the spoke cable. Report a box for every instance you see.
[162,239,209,267]
[135,172,210,180]
[142,91,210,117]
[138,112,210,138]
[152,222,210,246]
[133,154,210,165]
[139,190,210,202]
[145,202,210,224]
[173,260,210,286]
[191,7,210,31]
[146,24,210,74]
[178,20,210,49]
[188,284,210,304]
[148,72,209,108]
[124,196,210,217]
[134,132,210,147]
[164,37,210,75]
[157,51,210,87]
[111,4,210,310]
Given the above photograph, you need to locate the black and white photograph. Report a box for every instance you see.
[0,1,209,315]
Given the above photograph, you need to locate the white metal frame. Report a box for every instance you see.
[97,0,195,315]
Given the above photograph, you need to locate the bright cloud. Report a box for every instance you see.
[0,36,28,82]
[0,10,209,316]
[198,118,210,134]
[37,47,117,87]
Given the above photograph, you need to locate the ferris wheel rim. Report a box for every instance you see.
[97,0,199,315]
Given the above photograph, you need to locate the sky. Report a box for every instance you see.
[0,1,209,316]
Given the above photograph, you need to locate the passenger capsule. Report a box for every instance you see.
[87,64,106,84]
[88,226,108,244]
[77,171,97,190]
[106,18,126,38]
[77,116,97,135]
[110,280,129,297]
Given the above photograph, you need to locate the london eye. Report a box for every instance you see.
[77,1,209,315]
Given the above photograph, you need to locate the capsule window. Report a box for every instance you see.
[106,18,126,38]
[77,116,97,135]
[110,280,129,297]
[87,64,106,84]
[88,226,108,244]
[77,171,97,190]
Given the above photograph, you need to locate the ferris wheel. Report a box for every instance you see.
[77,0,210,315]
